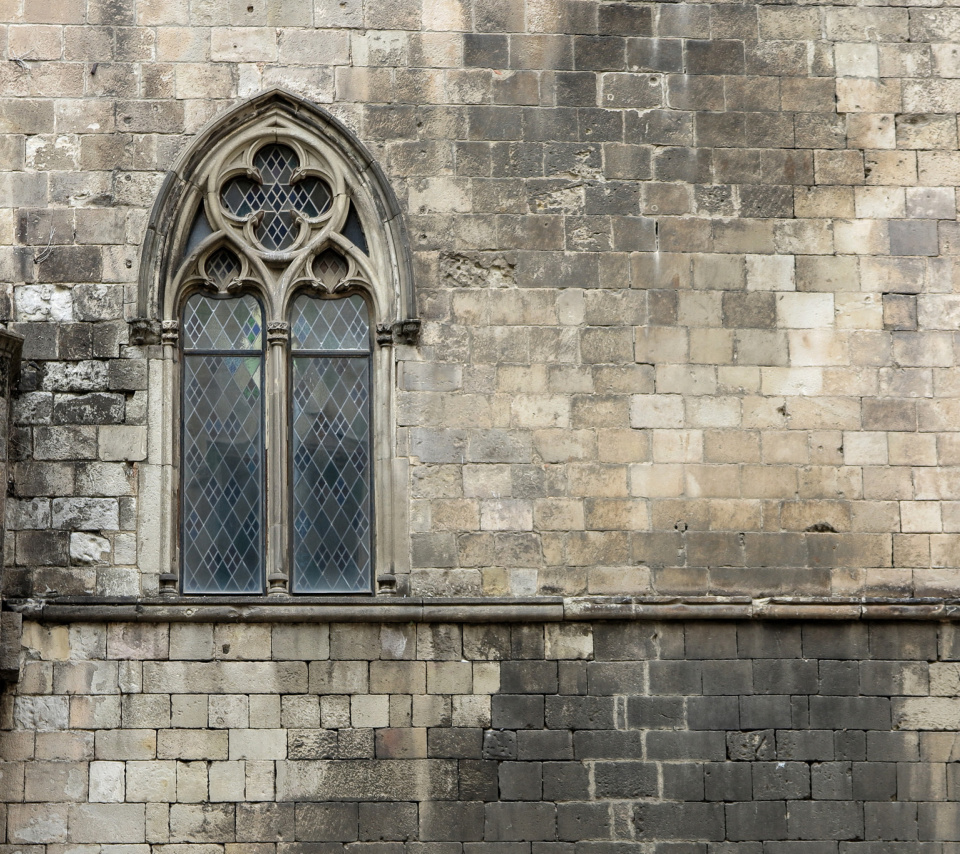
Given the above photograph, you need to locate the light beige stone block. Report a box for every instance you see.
[272,624,329,661]
[99,426,147,461]
[209,761,246,802]
[176,760,207,803]
[229,729,287,760]
[351,694,389,728]
[545,624,594,659]
[901,500,943,533]
[210,27,277,61]
[452,694,491,727]
[127,760,176,803]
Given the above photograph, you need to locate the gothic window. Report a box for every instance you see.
[140,92,416,596]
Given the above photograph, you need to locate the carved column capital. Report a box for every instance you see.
[267,321,290,346]
[161,320,179,346]
[376,319,421,347]
[130,318,162,346]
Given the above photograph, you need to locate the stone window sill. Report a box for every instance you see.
[5,595,957,623]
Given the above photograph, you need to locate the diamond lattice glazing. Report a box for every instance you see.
[220,144,331,251]
[313,249,348,289]
[292,356,371,593]
[182,354,264,593]
[182,294,262,351]
[291,294,369,351]
[205,247,241,288]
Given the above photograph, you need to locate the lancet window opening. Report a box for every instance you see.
[151,96,408,597]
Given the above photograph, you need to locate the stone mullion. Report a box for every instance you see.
[159,322,180,596]
[266,322,291,595]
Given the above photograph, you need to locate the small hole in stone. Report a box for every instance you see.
[222,643,231,653]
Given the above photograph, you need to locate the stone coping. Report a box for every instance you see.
[5,596,959,623]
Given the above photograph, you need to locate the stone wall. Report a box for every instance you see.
[3,618,959,849]
[2,0,960,600]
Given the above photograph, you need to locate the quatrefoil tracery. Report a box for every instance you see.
[173,126,377,321]
[220,143,333,253]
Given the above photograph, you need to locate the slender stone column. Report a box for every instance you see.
[266,321,290,595]
[0,327,23,682]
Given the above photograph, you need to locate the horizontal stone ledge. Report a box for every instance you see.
[6,595,960,623]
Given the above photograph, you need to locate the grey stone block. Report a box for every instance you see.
[704,762,752,802]
[648,661,702,695]
[661,762,704,801]
[626,697,685,729]
[499,761,542,801]
[594,761,657,799]
[725,802,787,841]
[485,802,556,842]
[803,625,868,660]
[647,731,725,761]
[459,760,499,802]
[518,731,572,761]
[687,696,740,731]
[868,624,937,661]
[288,730,338,760]
[786,802,863,840]
[865,801,918,841]
[557,802,608,842]
[727,731,776,762]
[587,662,645,696]
[776,731,834,761]
[492,695,544,730]
[752,762,810,800]
[888,220,939,257]
[483,729,518,760]
[500,661,558,694]
[811,761,853,800]
[544,697,614,730]
[428,727,482,759]
[853,762,898,802]
[808,697,891,731]
[632,802,724,842]
[574,731,644,759]
[835,731,866,761]
[686,624,739,659]
[819,660,860,695]
[237,802,296,843]
[753,660,819,694]
[702,660,753,695]
[542,762,589,801]
[359,802,418,842]
[740,696,793,730]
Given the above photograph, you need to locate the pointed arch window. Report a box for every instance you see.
[142,93,417,596]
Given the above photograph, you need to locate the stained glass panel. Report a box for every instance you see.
[182,354,264,593]
[292,356,371,593]
[182,294,262,351]
[291,294,369,351]
[220,143,332,252]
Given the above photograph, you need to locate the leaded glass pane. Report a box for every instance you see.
[182,354,264,593]
[313,249,348,289]
[205,248,241,289]
[182,294,263,351]
[343,200,368,254]
[292,356,371,593]
[181,204,213,263]
[291,294,369,351]
[220,143,332,252]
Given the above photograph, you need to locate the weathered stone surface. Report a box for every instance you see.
[276,760,459,802]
